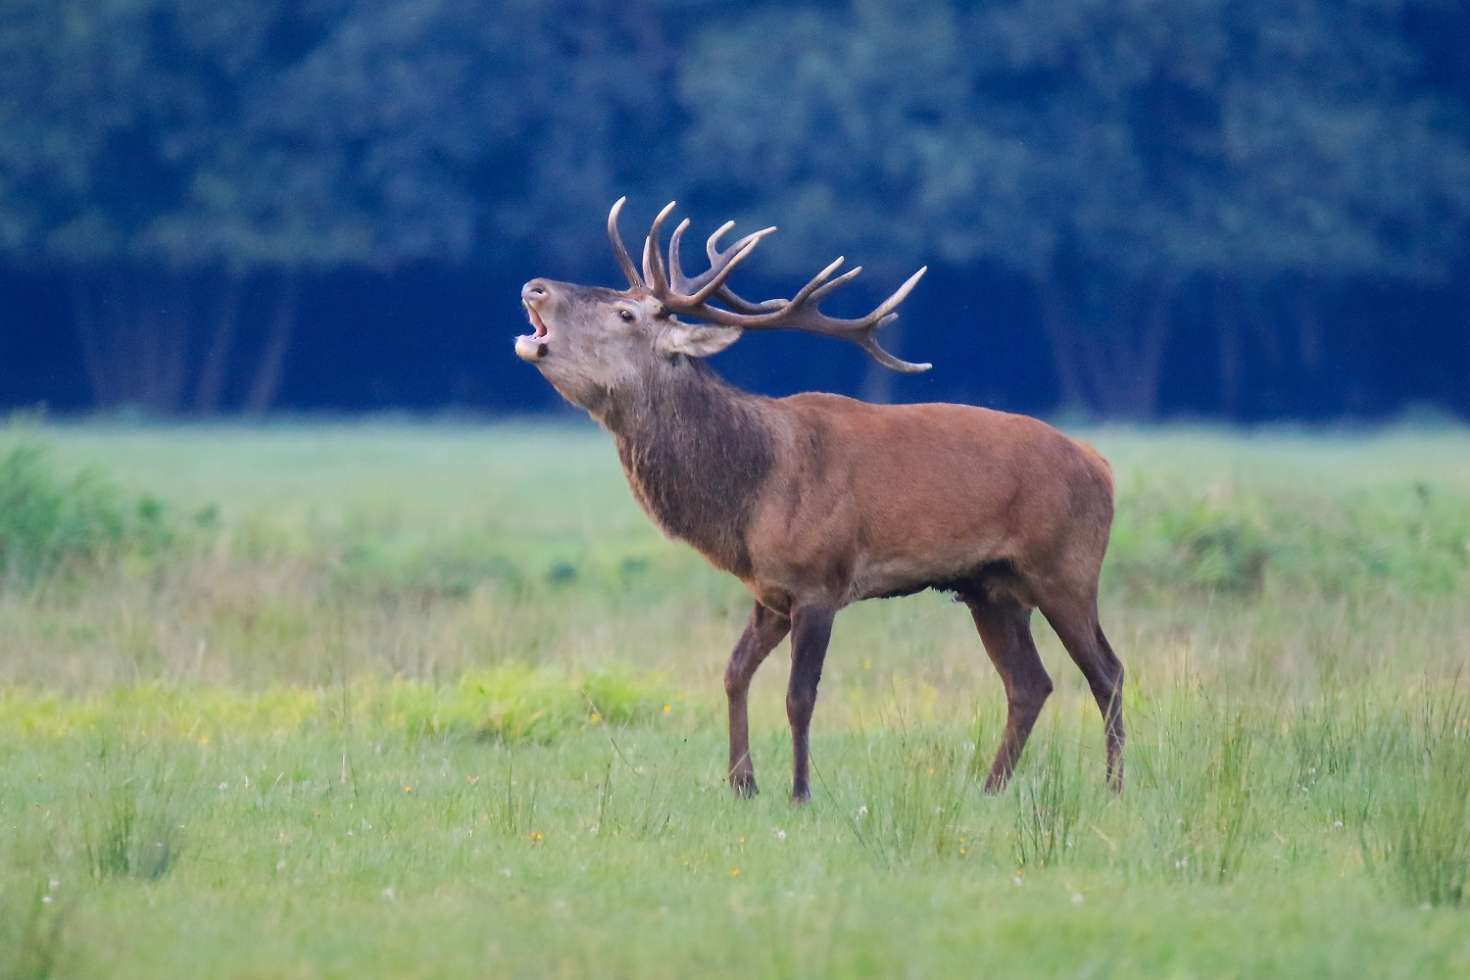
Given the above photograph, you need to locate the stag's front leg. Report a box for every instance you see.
[725,602,790,797]
[786,604,835,803]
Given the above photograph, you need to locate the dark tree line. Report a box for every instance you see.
[1,0,1467,418]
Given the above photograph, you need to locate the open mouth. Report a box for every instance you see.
[514,303,551,362]
[524,303,549,340]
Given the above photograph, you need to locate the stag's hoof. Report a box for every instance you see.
[730,773,759,798]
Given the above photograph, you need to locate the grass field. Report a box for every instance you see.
[3,420,1469,977]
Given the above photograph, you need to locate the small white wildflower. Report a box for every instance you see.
[217,782,229,792]
[774,829,787,841]
[41,895,53,905]
[856,805,869,819]
[1332,820,1344,830]
[1071,892,1084,905]
[382,887,396,900]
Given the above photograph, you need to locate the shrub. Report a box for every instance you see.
[361,666,674,744]
[0,439,192,584]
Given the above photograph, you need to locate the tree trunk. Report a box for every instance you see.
[70,273,115,408]
[193,272,246,414]
[1296,285,1323,369]
[1035,276,1087,412]
[1043,272,1178,420]
[245,276,298,415]
[156,272,191,412]
[1215,275,1242,419]
[1126,277,1177,418]
[67,266,294,415]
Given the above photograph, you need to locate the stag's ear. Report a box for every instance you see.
[655,322,743,359]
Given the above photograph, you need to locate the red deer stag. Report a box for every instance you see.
[514,199,1123,800]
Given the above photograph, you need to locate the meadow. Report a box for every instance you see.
[2,419,1469,978]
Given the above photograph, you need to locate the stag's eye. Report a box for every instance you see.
[618,309,635,323]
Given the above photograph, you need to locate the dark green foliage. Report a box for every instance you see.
[2,2,1468,416]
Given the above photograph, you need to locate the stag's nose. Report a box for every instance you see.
[522,280,550,305]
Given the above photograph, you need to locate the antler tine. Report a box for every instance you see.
[809,265,864,304]
[607,197,643,289]
[706,221,737,264]
[860,315,932,373]
[667,218,693,289]
[685,228,777,305]
[641,201,678,296]
[869,266,928,323]
[786,256,847,307]
[665,218,783,314]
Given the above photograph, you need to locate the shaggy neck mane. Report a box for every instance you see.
[601,360,774,578]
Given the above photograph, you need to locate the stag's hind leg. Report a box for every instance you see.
[786,603,835,803]
[967,598,1053,793]
[1040,593,1125,790]
[725,602,790,797]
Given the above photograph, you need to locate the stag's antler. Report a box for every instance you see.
[607,199,931,373]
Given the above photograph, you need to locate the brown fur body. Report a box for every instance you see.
[608,373,1113,615]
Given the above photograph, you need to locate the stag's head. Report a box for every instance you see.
[515,199,930,409]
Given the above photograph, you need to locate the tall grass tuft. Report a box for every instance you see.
[840,730,973,866]
[1011,736,1084,869]
[485,758,541,837]
[590,753,677,841]
[1149,704,1261,884]
[79,746,189,882]
[1205,710,1259,883]
[1363,683,1470,907]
